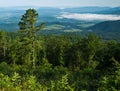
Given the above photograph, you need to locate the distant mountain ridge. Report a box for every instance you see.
[96,7,120,15]
[89,20,120,32]
[63,6,120,15]
[62,6,111,13]
[0,6,120,14]
[0,6,120,32]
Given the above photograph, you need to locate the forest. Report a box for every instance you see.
[0,9,120,91]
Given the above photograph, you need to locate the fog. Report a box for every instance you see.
[57,12,120,21]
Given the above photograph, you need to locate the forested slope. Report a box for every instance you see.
[0,9,120,91]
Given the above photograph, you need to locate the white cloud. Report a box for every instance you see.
[57,12,120,21]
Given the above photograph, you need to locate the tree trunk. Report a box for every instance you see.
[31,37,35,68]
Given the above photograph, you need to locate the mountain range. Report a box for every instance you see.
[89,20,120,32]
[0,6,120,40]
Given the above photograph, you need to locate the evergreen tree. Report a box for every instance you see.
[0,31,7,60]
[80,32,101,65]
[18,9,44,68]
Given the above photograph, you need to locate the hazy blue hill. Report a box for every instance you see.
[0,23,18,31]
[0,6,120,39]
[62,6,120,14]
[37,7,61,15]
[63,7,111,13]
[96,7,120,15]
[89,20,120,32]
[63,6,120,14]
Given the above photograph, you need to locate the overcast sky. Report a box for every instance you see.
[0,0,120,7]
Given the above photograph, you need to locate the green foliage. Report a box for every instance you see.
[0,9,120,91]
[45,35,71,66]
[80,32,101,62]
[18,9,44,68]
[98,58,120,91]
[0,72,48,91]
[0,30,8,61]
[0,62,12,75]
[50,74,74,91]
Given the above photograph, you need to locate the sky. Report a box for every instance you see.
[0,0,120,7]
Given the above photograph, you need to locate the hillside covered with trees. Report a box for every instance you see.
[0,9,120,91]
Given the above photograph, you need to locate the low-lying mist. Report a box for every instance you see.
[57,12,120,21]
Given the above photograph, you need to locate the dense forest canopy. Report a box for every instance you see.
[0,9,120,91]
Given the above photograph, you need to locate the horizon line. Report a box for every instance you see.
[0,5,119,8]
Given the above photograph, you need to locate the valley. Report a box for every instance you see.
[0,6,120,41]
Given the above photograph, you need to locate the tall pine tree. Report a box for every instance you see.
[18,9,44,68]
